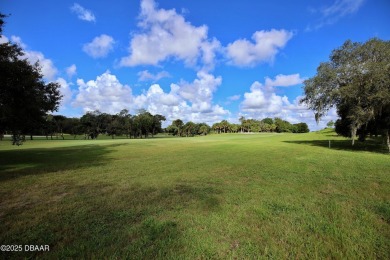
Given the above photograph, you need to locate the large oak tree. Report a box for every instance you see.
[301,38,390,151]
[0,14,62,144]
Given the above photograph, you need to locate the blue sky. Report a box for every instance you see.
[1,0,389,129]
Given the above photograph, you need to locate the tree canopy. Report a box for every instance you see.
[301,38,390,151]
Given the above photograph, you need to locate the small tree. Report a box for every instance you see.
[294,123,310,133]
[327,120,334,128]
[274,118,293,133]
[151,114,166,137]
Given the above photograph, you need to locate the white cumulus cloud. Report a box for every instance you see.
[136,71,229,123]
[83,34,115,58]
[264,73,304,88]
[132,83,187,119]
[72,70,229,125]
[226,29,293,67]
[56,78,73,105]
[120,0,221,69]
[10,35,27,48]
[177,71,223,113]
[7,36,58,81]
[240,74,307,118]
[23,50,58,81]
[239,74,338,130]
[241,81,268,109]
[70,3,96,22]
[73,71,133,114]
[241,88,307,124]
[7,35,58,80]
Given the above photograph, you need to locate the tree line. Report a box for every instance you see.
[166,120,211,137]
[1,110,309,142]
[211,117,309,134]
[165,117,309,137]
[6,109,166,141]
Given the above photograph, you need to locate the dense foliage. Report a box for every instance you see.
[19,109,166,140]
[166,119,211,137]
[164,117,308,137]
[301,38,390,151]
[211,117,309,134]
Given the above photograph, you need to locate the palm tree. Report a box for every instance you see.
[230,124,238,133]
[212,123,221,134]
[220,120,229,133]
[172,119,184,137]
[198,125,209,135]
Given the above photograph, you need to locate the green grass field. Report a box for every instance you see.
[0,130,389,259]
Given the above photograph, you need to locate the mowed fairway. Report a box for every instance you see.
[0,131,389,259]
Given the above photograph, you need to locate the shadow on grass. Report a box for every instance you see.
[0,180,222,259]
[284,138,388,154]
[375,202,390,224]
[0,143,127,181]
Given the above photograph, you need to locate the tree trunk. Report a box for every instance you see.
[358,128,366,142]
[386,129,390,153]
[30,134,33,140]
[351,125,357,146]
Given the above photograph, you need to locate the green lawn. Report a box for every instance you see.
[0,131,389,259]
